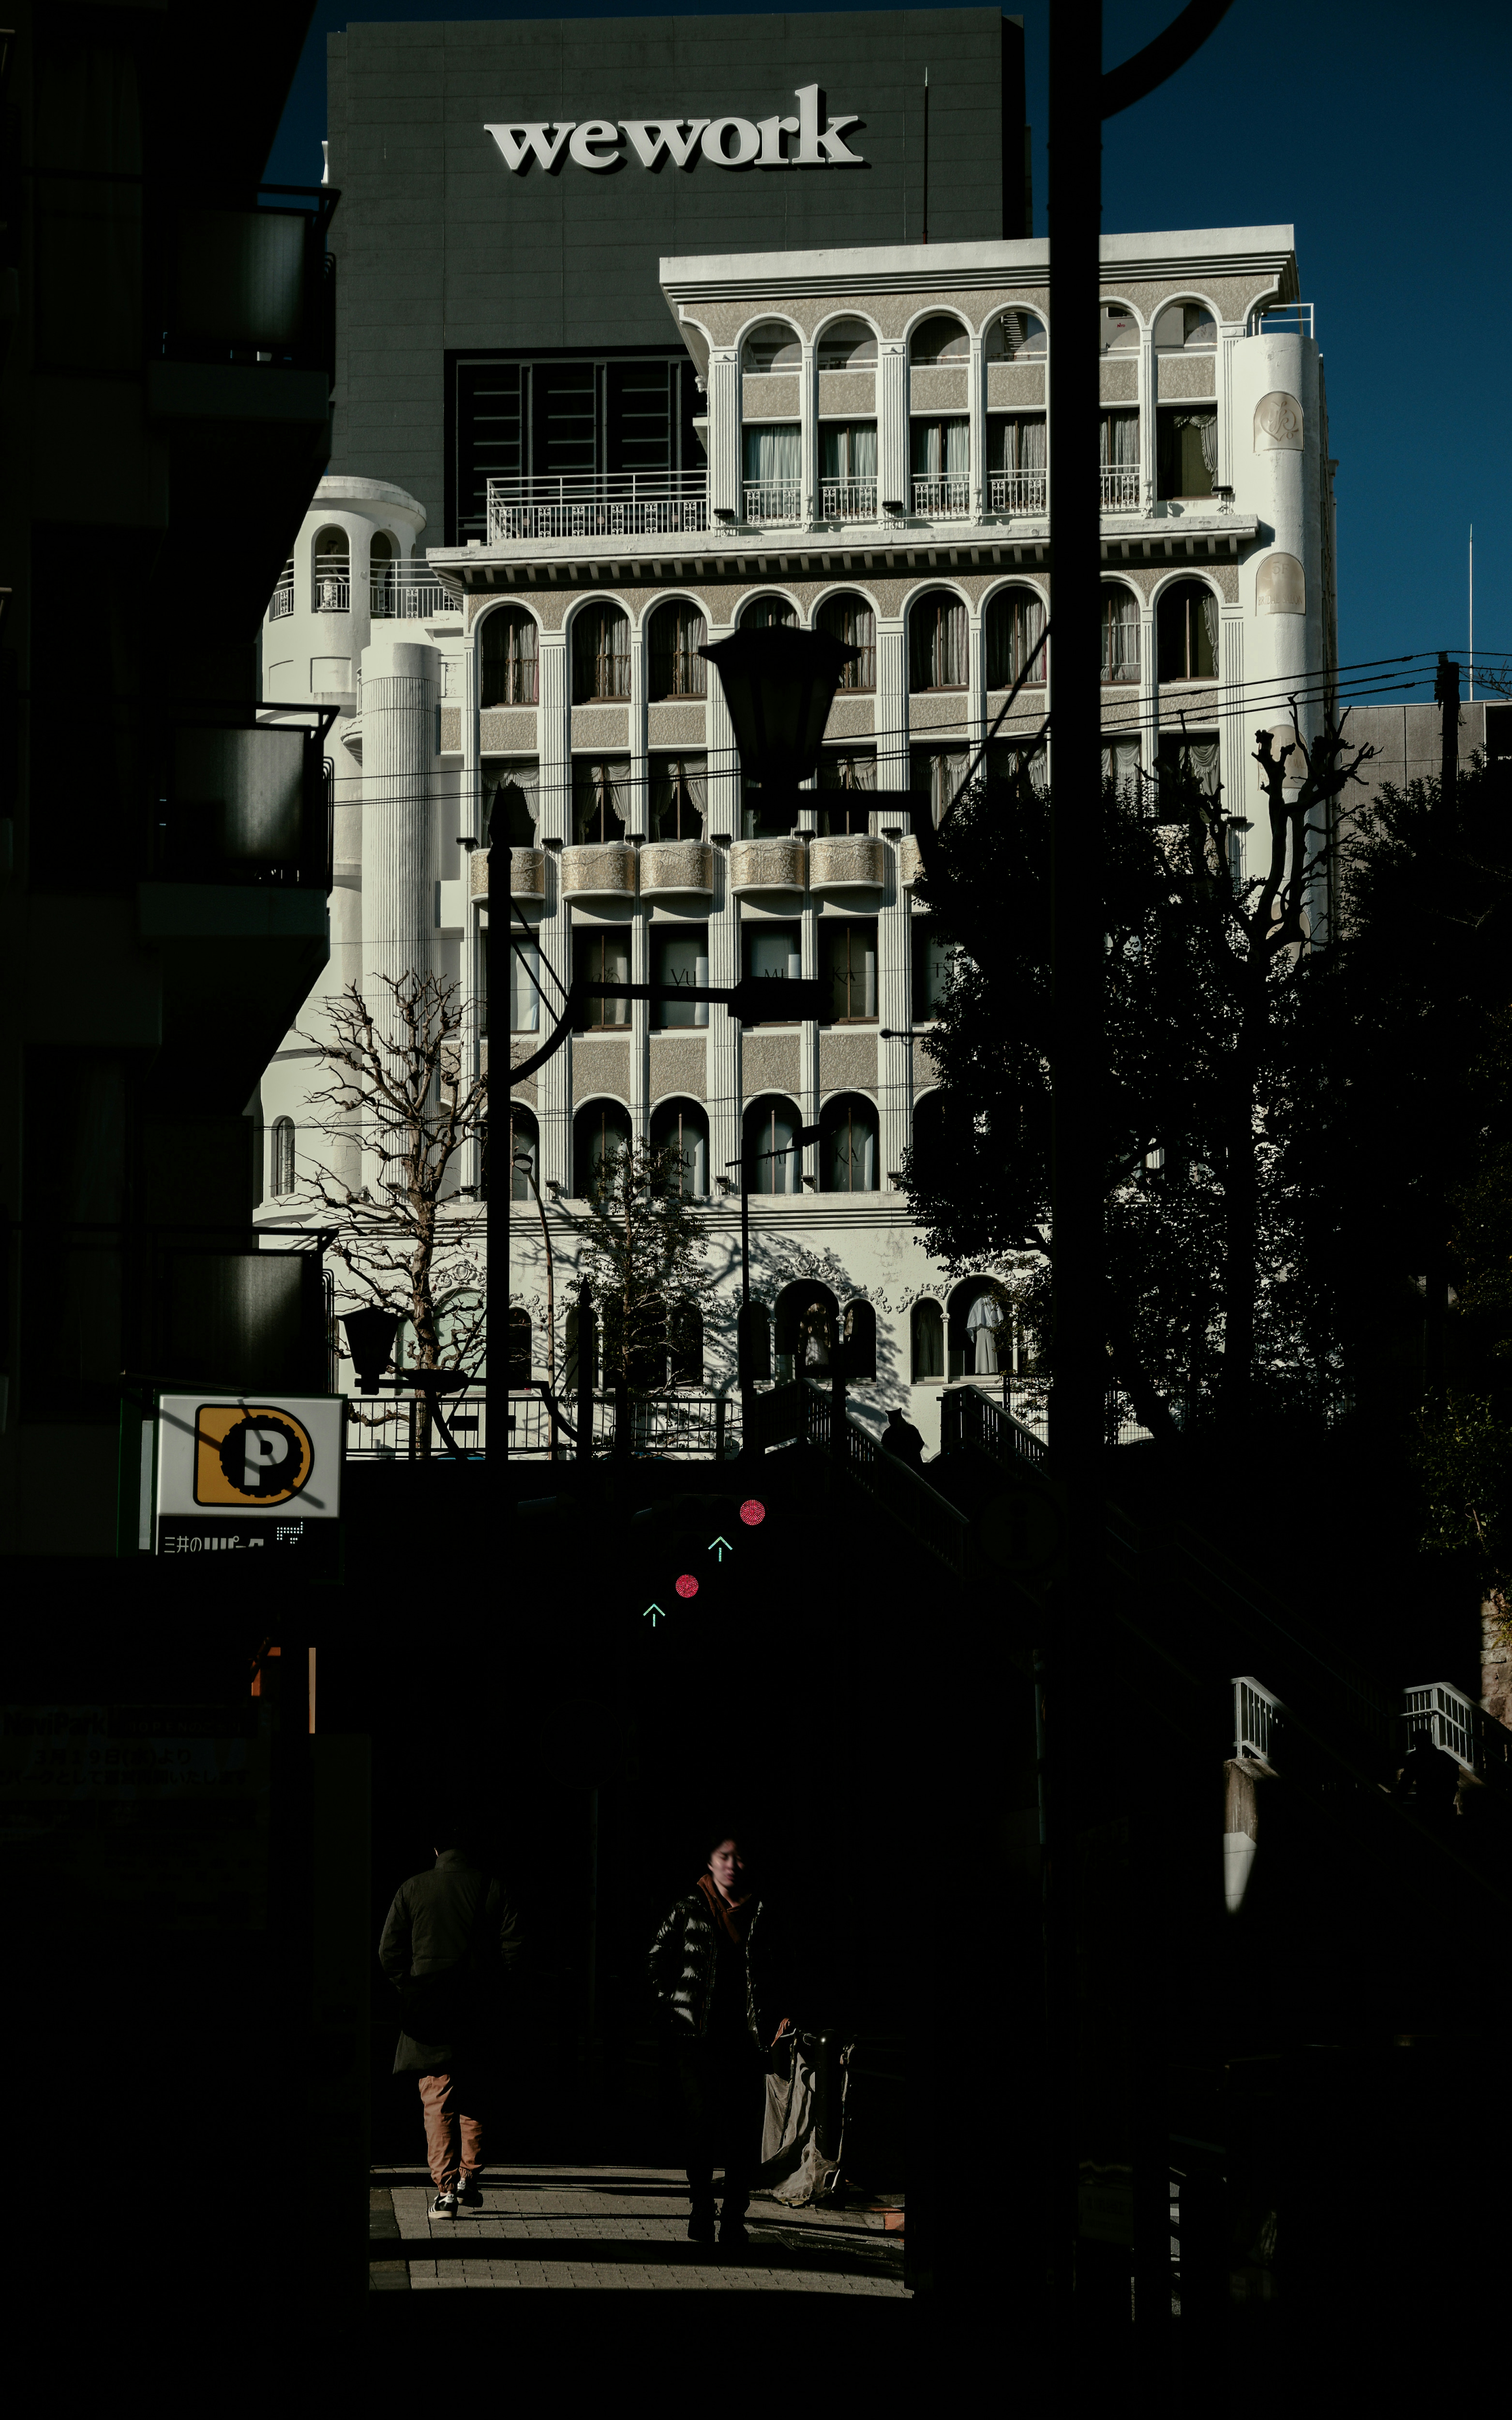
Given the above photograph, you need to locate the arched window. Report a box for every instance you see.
[670,1303,703,1386]
[1098,303,1139,353]
[1157,580,1219,682]
[650,1099,710,1199]
[510,1104,539,1201]
[574,1101,631,1199]
[986,308,1047,360]
[1101,588,1140,684]
[910,1090,946,1178]
[271,1116,296,1197]
[843,1299,877,1381]
[743,321,802,372]
[739,593,797,631]
[743,1096,801,1196]
[311,527,348,612]
[910,315,969,365]
[911,1300,945,1380]
[910,590,968,691]
[949,1279,1008,1381]
[571,605,630,702]
[775,1282,839,1382]
[821,1093,878,1193]
[1153,302,1216,350]
[482,607,539,706]
[571,759,628,844]
[649,756,706,840]
[369,529,397,616]
[817,317,877,368]
[986,588,1047,689]
[647,599,708,700]
[817,593,876,690]
[507,1307,532,1385]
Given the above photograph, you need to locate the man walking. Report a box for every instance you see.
[379,1821,524,2221]
[648,1827,791,2250]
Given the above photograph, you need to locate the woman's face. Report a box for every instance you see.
[709,1839,746,1897]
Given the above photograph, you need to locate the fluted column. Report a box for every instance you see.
[707,841,741,1202]
[360,637,438,1199]
[969,332,986,523]
[538,849,573,1193]
[875,621,912,1183]
[878,340,909,514]
[461,635,482,1193]
[537,630,570,843]
[708,350,740,517]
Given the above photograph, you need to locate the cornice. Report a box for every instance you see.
[660,228,1297,308]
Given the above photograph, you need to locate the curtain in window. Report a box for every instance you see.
[826,1099,877,1193]
[910,419,970,477]
[966,1289,1004,1373]
[482,612,538,706]
[911,1301,944,1379]
[825,923,877,1020]
[573,759,629,843]
[913,747,973,826]
[1201,595,1220,670]
[986,739,1047,794]
[991,416,1048,473]
[987,590,1047,688]
[911,595,967,689]
[572,609,630,701]
[489,763,539,849]
[508,935,541,1033]
[1171,411,1219,477]
[1099,413,1141,468]
[650,757,706,840]
[818,597,876,689]
[742,596,797,632]
[578,930,630,1026]
[820,751,877,789]
[743,425,801,484]
[1101,591,1140,681]
[1101,735,1142,792]
[649,603,707,699]
[820,423,878,479]
[747,1100,799,1194]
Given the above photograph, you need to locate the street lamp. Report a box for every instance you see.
[700,624,860,825]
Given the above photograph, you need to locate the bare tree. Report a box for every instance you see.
[561,1141,714,1419]
[295,972,487,1438]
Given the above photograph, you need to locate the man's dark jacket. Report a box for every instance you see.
[378,1851,525,2074]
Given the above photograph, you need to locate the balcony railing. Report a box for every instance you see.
[744,480,802,524]
[312,568,349,612]
[989,468,1047,514]
[1101,643,1141,684]
[913,475,971,519]
[819,477,877,522]
[269,573,295,619]
[371,564,461,618]
[346,1386,486,1459]
[1403,1680,1511,1782]
[486,472,709,542]
[507,1388,741,1459]
[1101,466,1141,510]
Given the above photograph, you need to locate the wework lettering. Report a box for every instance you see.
[486,88,864,173]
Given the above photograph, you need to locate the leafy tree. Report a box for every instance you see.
[904,711,1372,1448]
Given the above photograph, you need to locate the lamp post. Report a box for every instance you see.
[699,624,859,833]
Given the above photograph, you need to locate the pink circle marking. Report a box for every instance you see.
[675,1573,699,1598]
[739,1500,766,1526]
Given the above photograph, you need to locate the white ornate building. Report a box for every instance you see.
[256,223,1336,1448]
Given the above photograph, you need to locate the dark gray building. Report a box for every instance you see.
[326,8,1028,540]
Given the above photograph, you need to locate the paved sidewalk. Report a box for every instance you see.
[371,2165,908,2296]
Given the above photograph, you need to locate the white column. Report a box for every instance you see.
[801,337,817,526]
[969,609,987,761]
[878,340,909,514]
[360,637,438,1197]
[1140,328,1156,516]
[537,630,570,843]
[969,332,986,523]
[708,350,740,516]
[706,625,739,835]
[461,635,482,1193]
[707,844,741,1197]
[875,621,912,1183]
[799,904,819,1188]
[1217,323,1243,491]
[1219,608,1250,884]
[876,622,909,797]
[538,852,573,1194]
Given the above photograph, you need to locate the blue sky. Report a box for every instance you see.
[266,2,1512,691]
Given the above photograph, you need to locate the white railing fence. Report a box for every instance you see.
[1100,466,1141,510]
[1402,1680,1509,1781]
[372,564,461,618]
[269,577,295,620]
[1234,1674,1282,1765]
[913,475,971,519]
[743,480,803,524]
[312,569,350,611]
[487,471,710,542]
[819,477,878,522]
[989,468,1048,514]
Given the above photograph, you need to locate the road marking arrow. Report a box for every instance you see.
[708,1536,732,1561]
[643,1603,667,1626]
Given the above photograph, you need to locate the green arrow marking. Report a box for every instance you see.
[708,1536,732,1561]
[643,1603,667,1626]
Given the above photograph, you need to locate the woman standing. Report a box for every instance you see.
[647,1828,791,2248]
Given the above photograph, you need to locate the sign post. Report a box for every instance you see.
[153,1392,345,1577]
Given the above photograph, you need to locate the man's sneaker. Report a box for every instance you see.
[687,2209,717,2244]
[432,2188,458,2221]
[456,2177,483,2208]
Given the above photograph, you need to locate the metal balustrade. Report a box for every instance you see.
[819,477,878,522]
[372,566,461,618]
[912,475,971,520]
[1403,1680,1510,1781]
[505,1387,740,1459]
[269,577,295,620]
[312,570,350,612]
[1234,1674,1282,1765]
[989,468,1048,514]
[487,472,710,542]
[345,1387,487,1458]
[1100,466,1141,510]
[743,480,803,524]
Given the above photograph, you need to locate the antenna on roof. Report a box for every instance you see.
[921,68,929,246]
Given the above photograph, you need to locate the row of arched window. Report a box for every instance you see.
[735,298,1219,372]
[507,1277,1015,1390]
[510,1092,910,1202]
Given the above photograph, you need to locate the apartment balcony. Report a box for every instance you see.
[898,835,924,887]
[819,477,877,523]
[371,564,461,618]
[561,842,636,903]
[269,571,295,620]
[989,468,1047,515]
[486,473,709,542]
[912,475,971,520]
[809,834,886,893]
[743,480,803,525]
[1100,466,1141,510]
[641,839,714,898]
[730,837,806,896]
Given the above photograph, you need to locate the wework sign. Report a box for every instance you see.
[487,85,863,173]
